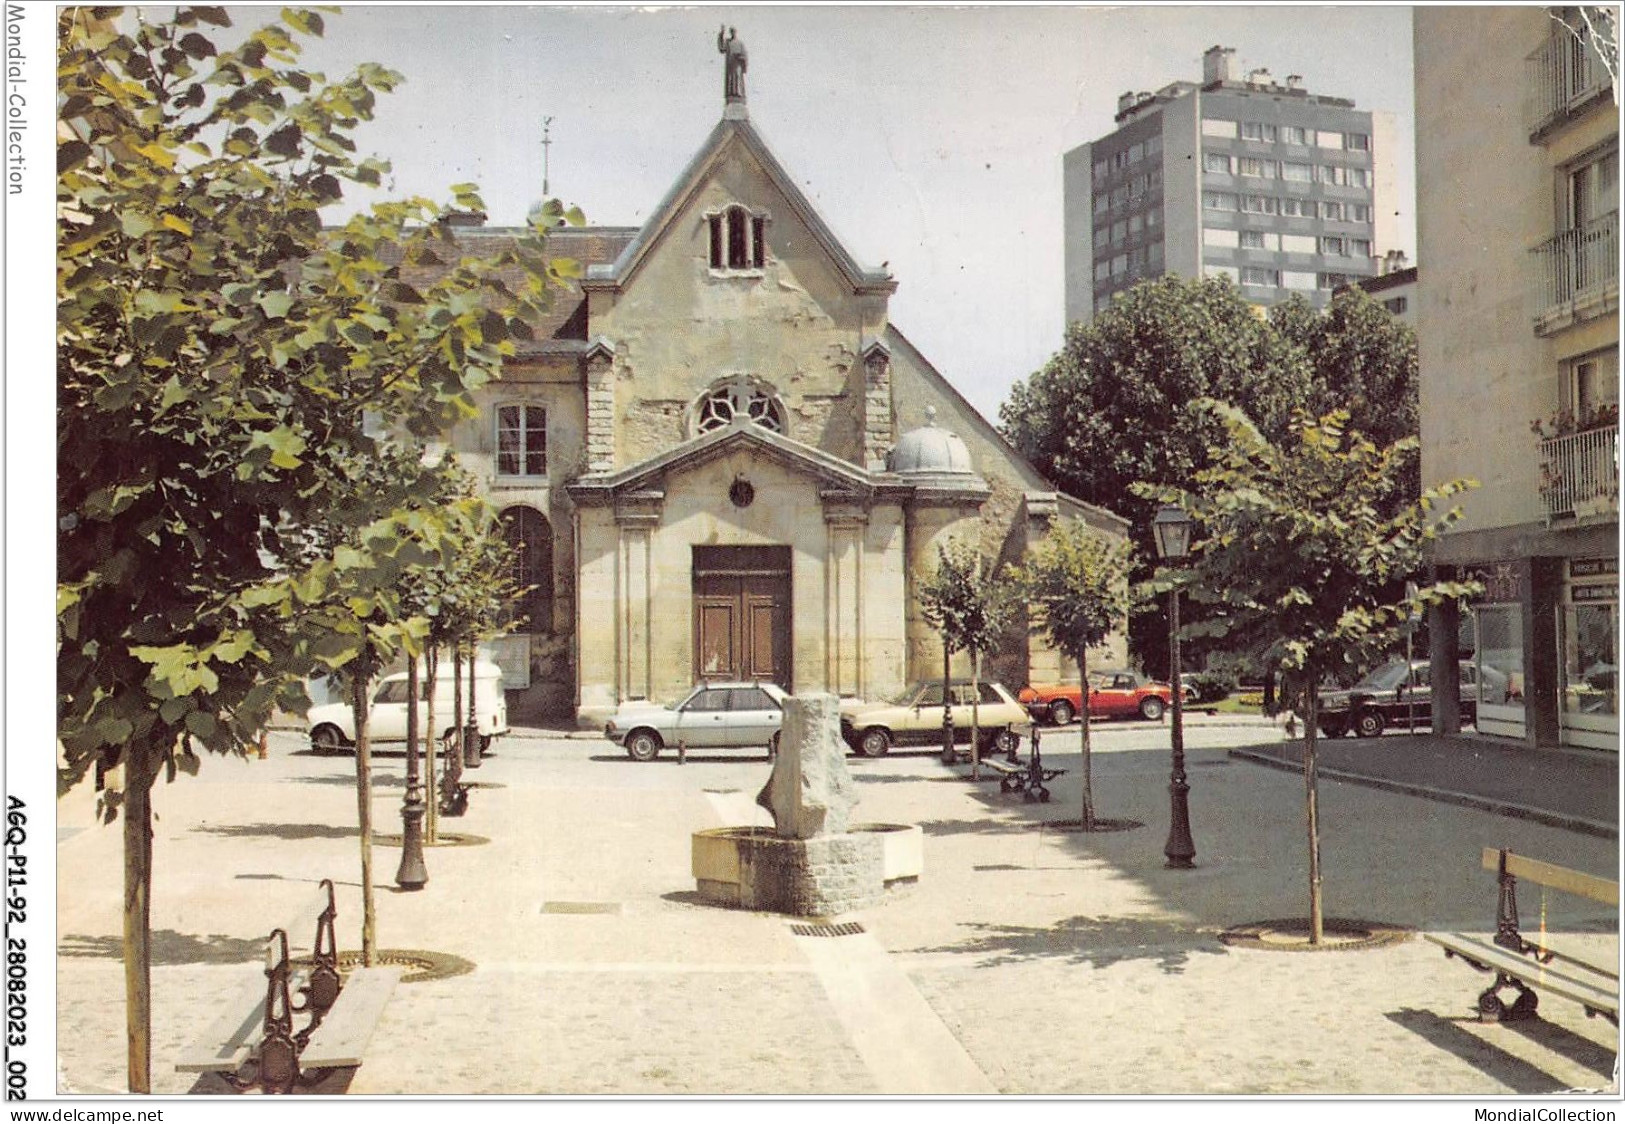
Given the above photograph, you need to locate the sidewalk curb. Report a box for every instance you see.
[1227,747,1618,841]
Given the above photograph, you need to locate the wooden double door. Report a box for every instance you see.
[693,546,790,689]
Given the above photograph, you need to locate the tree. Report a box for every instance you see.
[1271,287,1420,502]
[56,6,568,1089]
[1001,276,1313,676]
[1138,401,1480,943]
[1012,521,1138,830]
[915,540,1019,779]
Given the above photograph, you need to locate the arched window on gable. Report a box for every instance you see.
[501,505,554,634]
[707,205,766,271]
[692,375,786,436]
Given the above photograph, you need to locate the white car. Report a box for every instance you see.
[605,682,788,761]
[306,661,508,752]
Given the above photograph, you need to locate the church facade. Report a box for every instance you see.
[435,59,1129,724]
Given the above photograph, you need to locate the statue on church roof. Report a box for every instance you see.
[717,25,747,103]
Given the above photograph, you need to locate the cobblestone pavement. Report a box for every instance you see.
[54,722,1620,1096]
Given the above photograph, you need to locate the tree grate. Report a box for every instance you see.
[790,922,866,938]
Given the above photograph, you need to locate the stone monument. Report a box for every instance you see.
[692,693,922,915]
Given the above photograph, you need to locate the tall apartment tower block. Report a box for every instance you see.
[1064,46,1400,325]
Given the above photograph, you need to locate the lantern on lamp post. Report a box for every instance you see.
[1152,504,1197,869]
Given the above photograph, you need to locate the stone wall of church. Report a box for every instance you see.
[887,336,1131,687]
[586,149,889,474]
[450,358,585,719]
[573,447,910,722]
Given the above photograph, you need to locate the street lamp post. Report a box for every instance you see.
[395,657,429,891]
[1153,505,1197,870]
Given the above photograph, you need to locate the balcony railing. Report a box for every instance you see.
[1527,26,1613,137]
[1540,424,1620,522]
[1532,212,1619,327]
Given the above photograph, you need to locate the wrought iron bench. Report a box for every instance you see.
[175,879,402,1093]
[974,755,1065,803]
[1424,848,1618,1025]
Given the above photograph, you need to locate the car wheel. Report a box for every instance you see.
[625,730,662,762]
[1139,696,1166,722]
[310,724,349,754]
[858,727,891,758]
[768,732,781,760]
[993,728,1019,755]
[1049,699,1074,726]
[1353,710,1385,739]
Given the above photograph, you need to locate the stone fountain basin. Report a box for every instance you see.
[692,823,922,914]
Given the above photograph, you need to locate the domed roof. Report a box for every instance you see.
[888,407,974,475]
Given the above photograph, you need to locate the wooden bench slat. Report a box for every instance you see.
[299,967,403,1069]
[1424,932,1620,1014]
[1479,848,1619,906]
[174,974,271,1073]
[175,965,312,1073]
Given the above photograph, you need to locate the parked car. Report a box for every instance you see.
[1315,659,1510,739]
[840,680,1026,758]
[306,661,508,752]
[605,682,789,761]
[1018,670,1175,726]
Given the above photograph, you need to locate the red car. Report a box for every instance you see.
[1018,670,1175,725]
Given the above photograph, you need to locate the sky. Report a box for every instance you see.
[269,3,1419,423]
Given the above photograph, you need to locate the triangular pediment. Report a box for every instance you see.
[566,420,896,505]
[581,116,896,297]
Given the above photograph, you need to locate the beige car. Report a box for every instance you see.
[840,679,1027,758]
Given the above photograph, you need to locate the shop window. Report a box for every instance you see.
[1474,603,1526,712]
[501,505,554,634]
[708,205,766,271]
[496,403,547,478]
[1562,600,1617,717]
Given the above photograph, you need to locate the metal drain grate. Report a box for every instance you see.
[541,901,622,915]
[790,921,866,938]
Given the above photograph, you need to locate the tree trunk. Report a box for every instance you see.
[466,641,478,765]
[1304,686,1324,944]
[424,645,439,844]
[1078,646,1095,831]
[351,671,377,966]
[1263,667,1277,716]
[970,648,982,781]
[940,640,954,765]
[122,739,155,1093]
[445,643,465,795]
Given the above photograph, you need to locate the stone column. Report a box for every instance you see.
[614,490,663,701]
[861,339,892,472]
[584,338,616,475]
[822,491,868,701]
[1022,492,1065,684]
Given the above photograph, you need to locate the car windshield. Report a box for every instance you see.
[1354,662,1414,691]
[885,684,928,705]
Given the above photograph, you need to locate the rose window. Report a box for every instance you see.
[694,377,786,436]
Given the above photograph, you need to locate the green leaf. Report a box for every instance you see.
[121,212,155,238]
[257,290,294,319]
[248,424,307,469]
